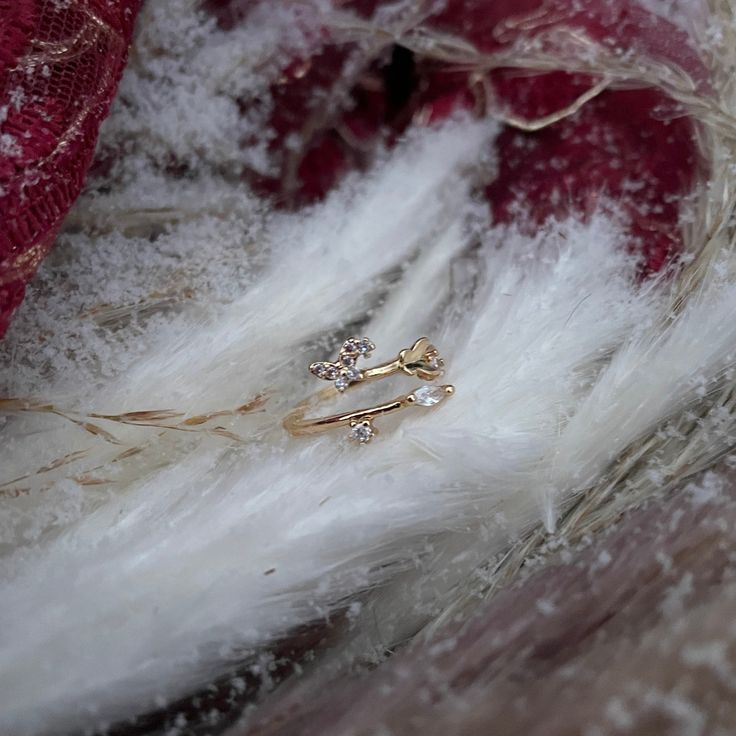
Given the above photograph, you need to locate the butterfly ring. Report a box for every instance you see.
[283,337,454,444]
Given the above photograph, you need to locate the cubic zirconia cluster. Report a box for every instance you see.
[309,337,375,392]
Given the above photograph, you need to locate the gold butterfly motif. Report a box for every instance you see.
[309,337,375,392]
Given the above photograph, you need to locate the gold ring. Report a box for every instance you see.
[283,337,455,444]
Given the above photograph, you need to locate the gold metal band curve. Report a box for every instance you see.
[283,337,454,444]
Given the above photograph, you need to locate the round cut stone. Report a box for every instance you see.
[413,385,445,406]
[334,376,349,392]
[349,421,374,444]
[358,338,374,355]
[344,366,362,382]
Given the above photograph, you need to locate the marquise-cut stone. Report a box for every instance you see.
[413,385,445,406]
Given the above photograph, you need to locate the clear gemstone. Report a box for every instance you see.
[358,338,374,355]
[344,366,362,382]
[413,385,445,406]
[349,422,374,444]
[340,354,356,366]
[311,361,338,379]
[342,339,358,354]
[335,376,349,391]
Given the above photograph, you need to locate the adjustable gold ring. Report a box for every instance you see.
[283,336,455,444]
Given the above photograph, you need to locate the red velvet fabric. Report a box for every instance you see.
[0,0,141,337]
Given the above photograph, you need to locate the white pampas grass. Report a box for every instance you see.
[6,106,734,732]
[0,118,497,734]
[4,1,736,732]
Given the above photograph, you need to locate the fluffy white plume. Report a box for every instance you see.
[6,0,736,731]
[6,111,729,732]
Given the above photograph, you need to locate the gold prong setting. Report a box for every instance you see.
[349,419,376,444]
[398,339,445,381]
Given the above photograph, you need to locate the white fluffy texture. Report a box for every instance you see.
[3,0,734,732]
[0,119,487,733]
[0,112,703,734]
[548,277,736,503]
[105,0,331,174]
[10,113,736,732]
[0,174,264,396]
[4,99,736,730]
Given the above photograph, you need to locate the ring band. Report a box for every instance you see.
[283,337,455,444]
